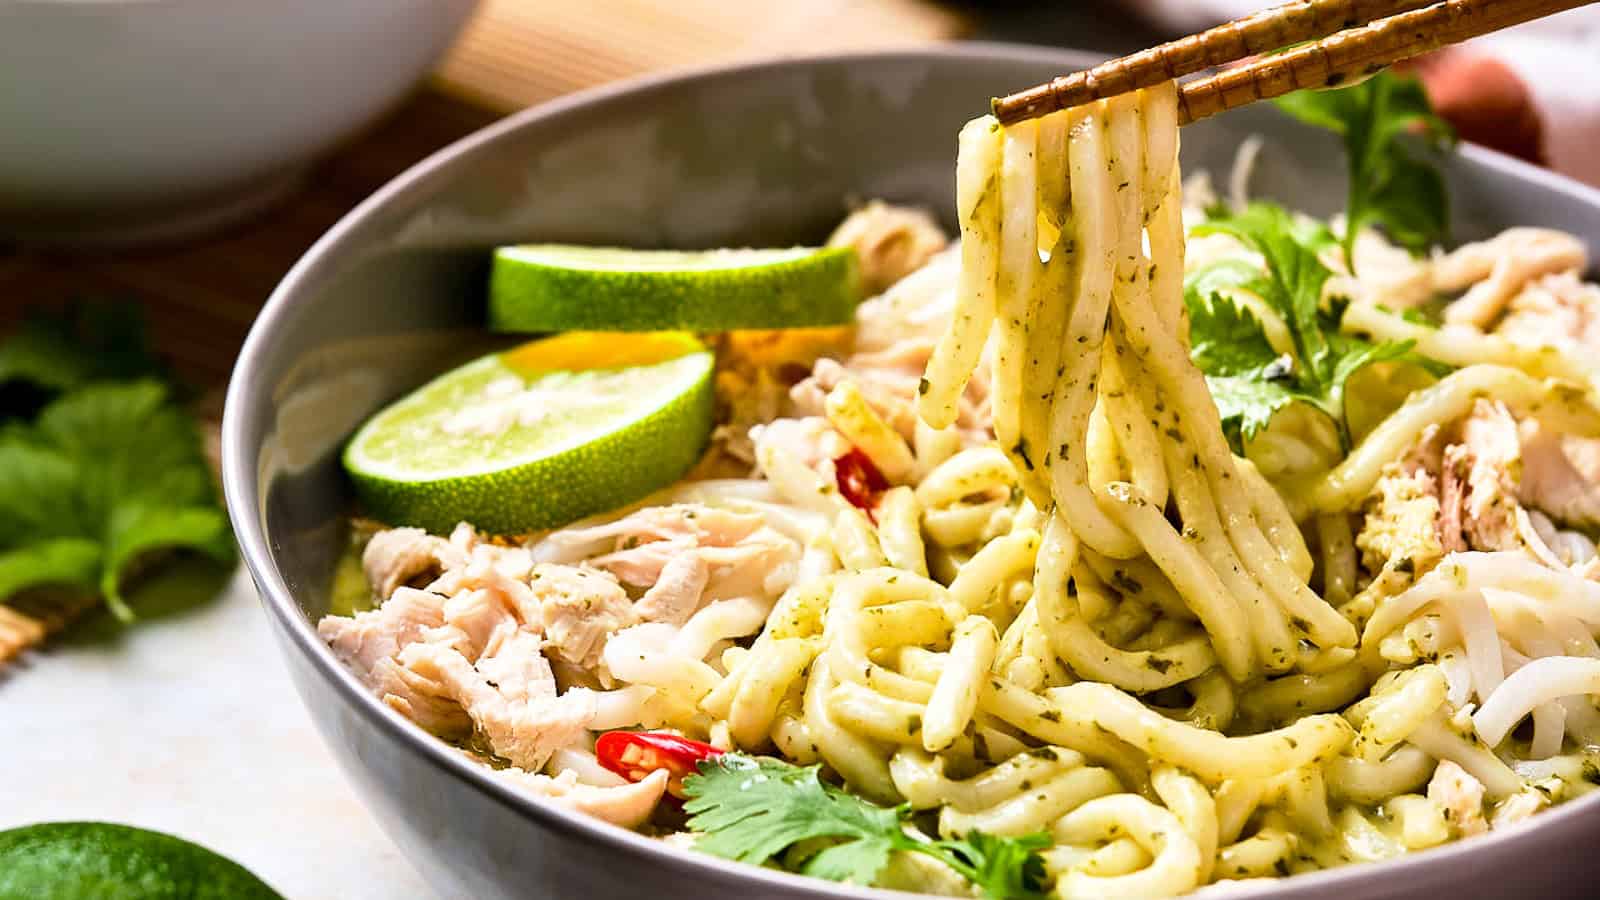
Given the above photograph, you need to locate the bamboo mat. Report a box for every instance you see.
[0,0,970,390]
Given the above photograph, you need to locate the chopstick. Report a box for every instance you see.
[993,0,1596,126]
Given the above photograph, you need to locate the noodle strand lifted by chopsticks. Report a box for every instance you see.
[921,81,1353,693]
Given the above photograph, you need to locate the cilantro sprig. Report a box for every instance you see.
[1273,70,1455,267]
[0,302,165,408]
[683,754,1050,899]
[1188,203,1441,451]
[0,304,233,622]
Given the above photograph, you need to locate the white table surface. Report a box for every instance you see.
[1,566,433,900]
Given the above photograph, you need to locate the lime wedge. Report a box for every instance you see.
[488,245,862,333]
[343,332,715,534]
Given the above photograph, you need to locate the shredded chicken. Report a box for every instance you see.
[530,564,638,670]
[540,505,763,562]
[1496,271,1600,351]
[328,525,648,749]
[397,629,595,771]
[750,415,852,473]
[1428,759,1489,837]
[317,588,472,736]
[1440,401,1524,553]
[1517,419,1600,530]
[334,505,800,770]
[320,587,445,682]
[361,527,466,599]
[435,588,518,661]
[544,504,799,607]
[495,767,670,829]
[634,553,711,627]
[1366,399,1596,579]
[1439,228,1588,328]
[826,200,949,296]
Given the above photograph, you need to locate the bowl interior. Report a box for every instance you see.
[225,44,1600,900]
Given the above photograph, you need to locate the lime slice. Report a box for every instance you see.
[488,245,862,333]
[0,822,282,899]
[343,332,715,534]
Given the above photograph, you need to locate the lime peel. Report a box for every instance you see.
[488,244,862,333]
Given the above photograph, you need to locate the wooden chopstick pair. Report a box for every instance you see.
[993,0,1596,127]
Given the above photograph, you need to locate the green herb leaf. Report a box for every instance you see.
[0,302,164,397]
[799,834,900,886]
[1185,291,1282,378]
[1183,258,1272,312]
[1274,71,1455,265]
[933,830,1052,900]
[1204,372,1299,448]
[101,504,234,621]
[684,754,903,881]
[0,376,230,621]
[683,754,1050,898]
[0,443,91,546]
[35,381,217,517]
[0,539,102,599]
[1190,202,1441,451]
[1196,204,1334,374]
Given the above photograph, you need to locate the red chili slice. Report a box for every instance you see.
[834,446,889,515]
[595,730,724,799]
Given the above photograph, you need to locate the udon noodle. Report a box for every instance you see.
[322,79,1600,897]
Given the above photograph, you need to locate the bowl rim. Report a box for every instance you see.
[222,41,1600,900]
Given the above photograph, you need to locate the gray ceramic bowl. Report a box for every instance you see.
[223,44,1600,900]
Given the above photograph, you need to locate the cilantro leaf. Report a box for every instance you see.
[0,302,165,405]
[684,754,1050,898]
[1274,71,1455,265]
[1189,203,1443,451]
[102,504,234,620]
[1196,203,1334,374]
[800,835,900,886]
[0,442,90,545]
[1184,292,1282,378]
[1204,372,1299,448]
[684,754,903,880]
[0,379,231,622]
[934,830,1051,900]
[1183,258,1271,311]
[0,539,102,599]
[35,381,217,517]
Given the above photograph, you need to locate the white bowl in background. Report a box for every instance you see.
[0,0,480,246]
